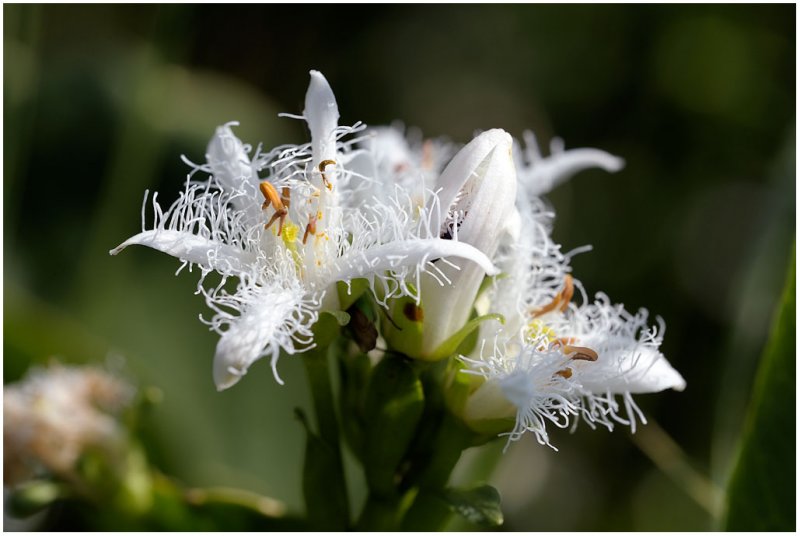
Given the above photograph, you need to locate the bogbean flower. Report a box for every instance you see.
[111,71,499,391]
[111,67,685,453]
[455,136,686,448]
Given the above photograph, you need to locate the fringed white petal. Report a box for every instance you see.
[332,237,500,283]
[577,346,687,394]
[461,337,580,450]
[553,295,685,396]
[110,230,256,276]
[516,131,624,196]
[212,281,318,391]
[207,123,259,193]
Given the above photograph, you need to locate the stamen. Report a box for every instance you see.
[281,187,291,210]
[302,213,318,245]
[555,368,573,379]
[260,182,289,235]
[558,274,574,312]
[531,274,574,317]
[562,345,598,362]
[318,159,336,190]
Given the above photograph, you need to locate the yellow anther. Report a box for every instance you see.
[318,159,336,190]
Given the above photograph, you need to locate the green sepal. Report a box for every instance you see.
[443,358,484,418]
[440,484,504,528]
[380,294,426,358]
[363,356,425,496]
[337,278,370,311]
[6,480,66,517]
[428,313,504,361]
[381,291,504,361]
[296,409,349,531]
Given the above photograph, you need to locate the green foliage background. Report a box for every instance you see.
[4,4,795,530]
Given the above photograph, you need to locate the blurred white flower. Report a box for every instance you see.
[4,364,134,485]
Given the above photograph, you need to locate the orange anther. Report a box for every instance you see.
[318,159,336,190]
[562,345,598,362]
[260,181,289,235]
[302,213,318,245]
[531,275,575,317]
[555,368,573,379]
[559,275,574,313]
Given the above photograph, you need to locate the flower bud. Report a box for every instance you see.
[382,129,517,360]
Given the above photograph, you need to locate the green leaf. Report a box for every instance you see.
[362,356,425,496]
[723,245,795,531]
[441,484,504,528]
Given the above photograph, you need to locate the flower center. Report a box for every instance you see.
[526,275,600,377]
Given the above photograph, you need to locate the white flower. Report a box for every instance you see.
[111,70,499,391]
[381,129,519,359]
[4,364,134,484]
[457,133,685,448]
[462,294,685,449]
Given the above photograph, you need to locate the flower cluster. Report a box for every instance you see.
[111,71,684,448]
[4,364,135,485]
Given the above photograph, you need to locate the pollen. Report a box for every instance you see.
[525,319,557,344]
[281,222,300,244]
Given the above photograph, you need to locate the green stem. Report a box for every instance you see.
[303,346,342,454]
[355,493,404,531]
[401,489,454,531]
[400,414,475,530]
[302,345,350,525]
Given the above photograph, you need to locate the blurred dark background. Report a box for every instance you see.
[4,4,795,531]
